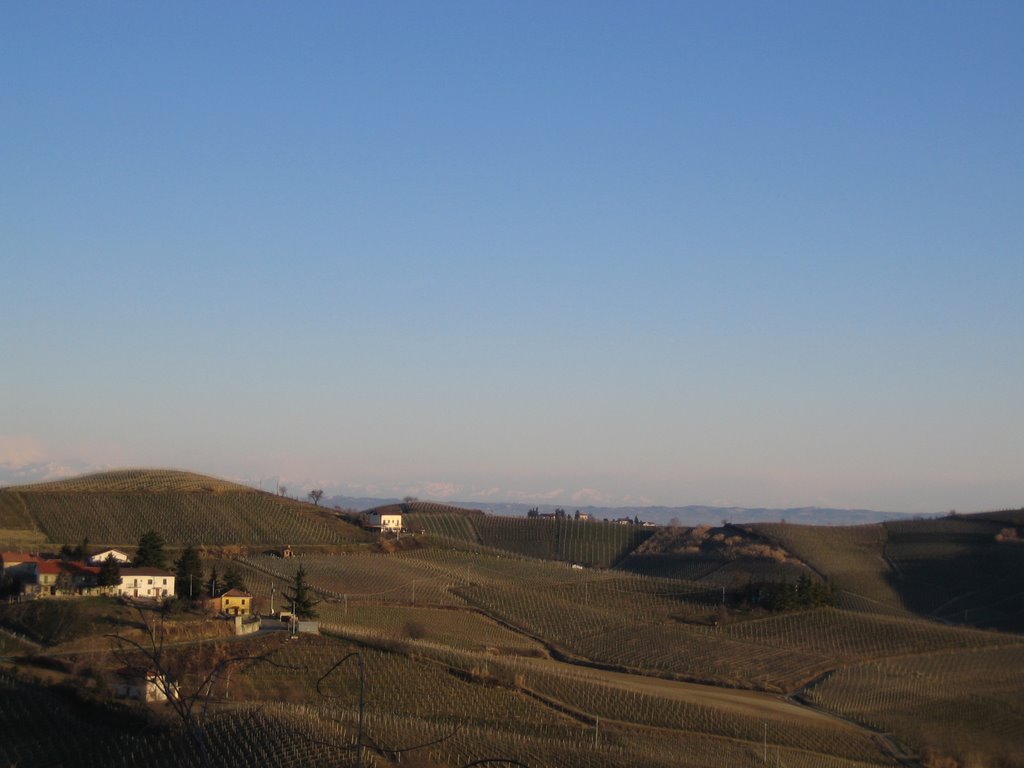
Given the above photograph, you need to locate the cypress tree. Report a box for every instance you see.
[134,530,168,569]
[174,545,204,599]
[285,565,318,619]
[97,554,122,589]
[223,564,246,592]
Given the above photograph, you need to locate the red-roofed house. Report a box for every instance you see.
[2,555,174,602]
[1,551,43,597]
[0,551,43,580]
[34,560,100,597]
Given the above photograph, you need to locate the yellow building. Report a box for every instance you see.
[220,588,253,616]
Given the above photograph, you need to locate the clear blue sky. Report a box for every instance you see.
[2,2,1022,513]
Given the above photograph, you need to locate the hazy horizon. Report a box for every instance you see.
[3,3,1022,516]
[0,462,989,518]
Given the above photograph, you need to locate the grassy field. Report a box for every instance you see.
[0,628,36,657]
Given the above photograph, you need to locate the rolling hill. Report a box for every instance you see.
[0,469,371,549]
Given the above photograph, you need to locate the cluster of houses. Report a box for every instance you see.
[1,548,176,601]
[0,549,267,706]
[1,549,253,616]
[2,548,258,618]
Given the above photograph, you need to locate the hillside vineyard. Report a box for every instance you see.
[0,470,1022,767]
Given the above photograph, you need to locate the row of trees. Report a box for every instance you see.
[173,545,248,600]
[527,507,579,519]
[526,508,637,522]
[742,574,836,611]
[273,484,325,507]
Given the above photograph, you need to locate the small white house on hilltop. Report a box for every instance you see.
[367,512,402,532]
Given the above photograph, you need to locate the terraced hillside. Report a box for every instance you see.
[0,469,370,548]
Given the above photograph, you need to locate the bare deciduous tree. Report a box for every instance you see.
[107,608,297,767]
[107,610,526,768]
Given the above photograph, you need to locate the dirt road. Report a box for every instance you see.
[512,655,851,726]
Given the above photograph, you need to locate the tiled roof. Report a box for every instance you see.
[120,567,174,577]
[221,588,252,598]
[37,560,99,576]
[0,552,41,564]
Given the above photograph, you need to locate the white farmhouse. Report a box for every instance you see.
[116,568,175,601]
[367,512,402,532]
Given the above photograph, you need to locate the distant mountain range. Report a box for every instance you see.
[325,495,925,526]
